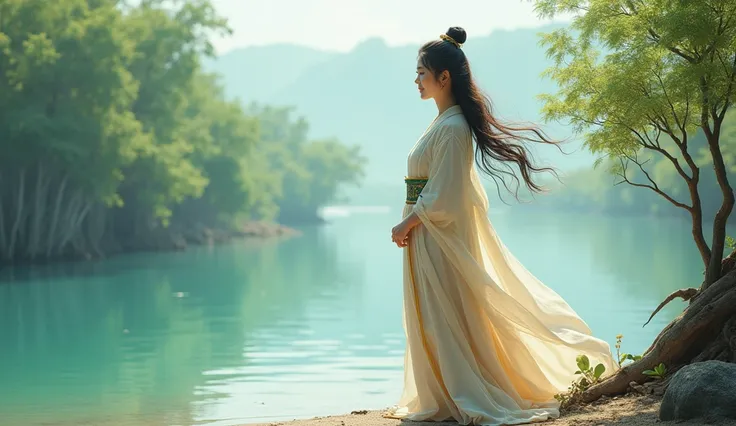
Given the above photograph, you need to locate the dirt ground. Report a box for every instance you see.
[246,394,736,426]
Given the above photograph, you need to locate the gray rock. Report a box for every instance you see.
[660,360,736,421]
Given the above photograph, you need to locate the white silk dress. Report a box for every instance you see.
[385,105,615,425]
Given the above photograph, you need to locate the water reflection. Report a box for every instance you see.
[497,210,722,356]
[0,208,722,425]
[0,230,360,426]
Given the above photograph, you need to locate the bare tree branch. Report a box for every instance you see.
[613,156,692,211]
[636,68,703,184]
[625,124,694,183]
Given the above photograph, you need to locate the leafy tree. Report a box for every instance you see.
[247,105,365,224]
[114,0,229,235]
[171,72,265,227]
[0,0,143,259]
[0,0,365,263]
[535,0,736,403]
[537,0,735,288]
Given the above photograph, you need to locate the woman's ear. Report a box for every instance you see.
[441,70,451,86]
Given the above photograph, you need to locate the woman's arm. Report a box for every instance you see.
[402,210,422,229]
[413,125,471,227]
[391,123,471,248]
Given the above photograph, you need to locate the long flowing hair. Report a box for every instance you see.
[420,27,562,199]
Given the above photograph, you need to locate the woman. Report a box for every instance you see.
[385,27,615,425]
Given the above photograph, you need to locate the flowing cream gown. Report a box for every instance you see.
[385,105,615,425]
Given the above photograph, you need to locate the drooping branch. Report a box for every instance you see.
[628,125,693,183]
[613,153,691,211]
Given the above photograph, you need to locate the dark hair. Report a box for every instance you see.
[419,26,561,199]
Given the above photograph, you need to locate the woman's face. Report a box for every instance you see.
[415,59,441,100]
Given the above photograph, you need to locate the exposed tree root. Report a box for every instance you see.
[580,270,736,403]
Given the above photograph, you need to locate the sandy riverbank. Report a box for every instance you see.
[246,395,736,426]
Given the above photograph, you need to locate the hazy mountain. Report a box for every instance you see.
[207,44,337,102]
[206,24,594,202]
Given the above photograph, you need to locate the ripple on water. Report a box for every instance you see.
[1,212,711,426]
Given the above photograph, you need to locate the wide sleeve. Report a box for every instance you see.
[413,124,472,227]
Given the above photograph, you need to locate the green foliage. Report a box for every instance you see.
[535,0,736,274]
[620,353,643,365]
[554,354,607,407]
[574,354,607,383]
[530,116,733,220]
[0,0,364,262]
[246,105,366,223]
[643,363,668,380]
[0,0,143,202]
[727,236,736,251]
[555,334,663,407]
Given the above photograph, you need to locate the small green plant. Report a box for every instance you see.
[643,362,667,379]
[553,389,574,407]
[575,354,607,384]
[727,236,736,251]
[615,334,642,368]
[620,353,642,364]
[554,354,607,408]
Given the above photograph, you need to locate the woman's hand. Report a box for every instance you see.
[391,221,412,248]
[391,213,421,248]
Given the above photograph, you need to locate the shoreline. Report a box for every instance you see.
[0,220,302,270]
[242,395,736,426]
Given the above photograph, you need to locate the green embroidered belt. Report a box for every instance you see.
[405,177,428,204]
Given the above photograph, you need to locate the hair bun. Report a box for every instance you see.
[446,27,467,45]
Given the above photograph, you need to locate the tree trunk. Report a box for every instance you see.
[701,95,735,288]
[580,268,736,403]
[27,163,48,259]
[703,131,735,288]
[85,204,107,258]
[46,175,68,258]
[7,168,26,259]
[0,173,6,254]
[55,190,83,255]
[687,199,711,277]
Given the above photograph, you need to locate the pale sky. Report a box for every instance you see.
[210,0,569,54]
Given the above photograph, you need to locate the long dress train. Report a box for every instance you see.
[385,105,615,425]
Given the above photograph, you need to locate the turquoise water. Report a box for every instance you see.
[0,208,705,425]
